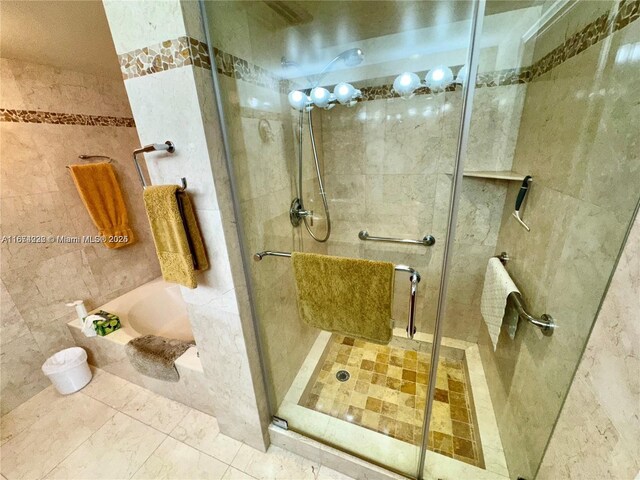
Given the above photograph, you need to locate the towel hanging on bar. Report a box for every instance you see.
[68,162,136,249]
[253,251,421,340]
[291,252,395,344]
[143,185,208,288]
[480,258,520,350]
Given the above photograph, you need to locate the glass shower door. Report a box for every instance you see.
[423,0,640,478]
[201,0,476,477]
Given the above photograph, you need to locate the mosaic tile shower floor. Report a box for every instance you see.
[299,335,483,467]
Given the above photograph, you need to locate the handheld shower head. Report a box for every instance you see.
[339,48,365,67]
[283,48,365,87]
[312,47,364,86]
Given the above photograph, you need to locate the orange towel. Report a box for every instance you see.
[68,163,135,249]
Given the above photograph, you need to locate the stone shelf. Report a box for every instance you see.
[446,170,527,181]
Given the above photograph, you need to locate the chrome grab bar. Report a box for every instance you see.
[253,251,421,339]
[359,230,435,247]
[253,251,292,261]
[508,291,555,336]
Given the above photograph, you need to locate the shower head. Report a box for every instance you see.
[322,48,365,73]
[312,47,364,86]
[338,48,365,67]
[282,48,365,88]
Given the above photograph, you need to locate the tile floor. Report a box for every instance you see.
[0,367,356,480]
[299,335,482,467]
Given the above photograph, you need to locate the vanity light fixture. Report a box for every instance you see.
[391,65,455,99]
[424,65,454,91]
[392,72,422,98]
[288,83,360,111]
[333,82,362,106]
[455,65,468,85]
[288,90,310,110]
[310,87,335,109]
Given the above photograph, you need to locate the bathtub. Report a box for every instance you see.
[67,278,215,415]
[82,278,193,343]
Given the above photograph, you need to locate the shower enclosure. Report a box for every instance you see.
[201,0,640,478]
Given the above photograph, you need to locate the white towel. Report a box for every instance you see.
[82,314,101,338]
[480,258,520,351]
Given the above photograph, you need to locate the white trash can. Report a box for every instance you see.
[42,347,92,394]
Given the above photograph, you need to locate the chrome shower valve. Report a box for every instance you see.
[289,198,313,227]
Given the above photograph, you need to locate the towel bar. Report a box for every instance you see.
[133,141,180,188]
[65,155,114,169]
[508,291,555,336]
[359,230,436,247]
[253,251,421,339]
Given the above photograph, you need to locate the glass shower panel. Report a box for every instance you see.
[202,1,475,476]
[424,0,640,478]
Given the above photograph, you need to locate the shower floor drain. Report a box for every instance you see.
[336,370,350,382]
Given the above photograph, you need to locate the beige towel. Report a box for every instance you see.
[68,163,135,249]
[125,335,193,382]
[480,258,520,350]
[143,186,208,289]
[291,252,395,344]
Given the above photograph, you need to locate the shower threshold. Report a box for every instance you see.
[275,330,509,478]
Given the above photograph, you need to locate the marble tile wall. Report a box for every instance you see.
[0,58,160,415]
[204,0,530,411]
[537,210,639,479]
[479,4,640,478]
[319,83,524,343]
[102,0,271,450]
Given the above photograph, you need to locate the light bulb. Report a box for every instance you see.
[455,65,468,85]
[310,87,332,108]
[333,82,356,104]
[393,72,421,98]
[288,90,308,110]
[425,65,453,91]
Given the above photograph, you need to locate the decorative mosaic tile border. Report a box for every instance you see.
[350,66,531,102]
[110,0,638,90]
[0,108,136,127]
[211,0,638,101]
[213,47,289,94]
[118,36,211,80]
[529,0,638,79]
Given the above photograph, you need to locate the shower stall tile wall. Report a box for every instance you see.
[319,83,523,342]
[0,59,160,415]
[203,0,639,478]
[482,5,640,477]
